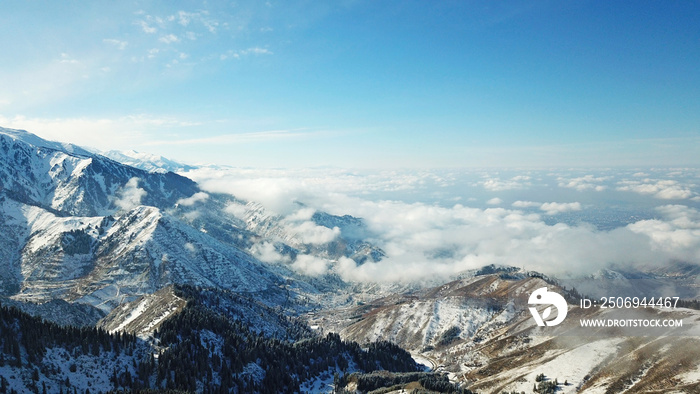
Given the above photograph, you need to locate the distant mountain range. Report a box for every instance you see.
[99,149,197,173]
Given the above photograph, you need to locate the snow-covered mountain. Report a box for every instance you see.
[0,126,430,392]
[4,126,700,393]
[311,269,700,392]
[0,127,199,217]
[0,127,386,317]
[9,200,293,311]
[101,149,196,173]
[0,128,280,310]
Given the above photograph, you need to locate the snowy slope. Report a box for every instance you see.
[0,128,309,314]
[0,126,199,217]
[1,127,386,308]
[99,286,186,337]
[315,272,700,393]
[9,201,288,312]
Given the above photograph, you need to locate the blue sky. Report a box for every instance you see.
[1,1,699,168]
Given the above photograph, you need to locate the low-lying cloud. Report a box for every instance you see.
[617,178,695,200]
[486,197,503,205]
[250,242,290,264]
[114,177,147,211]
[176,191,209,206]
[287,221,341,245]
[512,200,582,215]
[540,202,582,215]
[182,167,700,283]
[512,200,541,208]
[479,175,531,191]
[558,175,610,191]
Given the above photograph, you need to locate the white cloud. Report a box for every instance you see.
[203,20,219,33]
[479,175,531,191]
[191,172,312,215]
[220,48,274,61]
[176,192,209,206]
[59,53,79,64]
[291,254,330,277]
[177,10,194,26]
[286,207,315,221]
[328,199,652,282]
[617,179,694,200]
[224,202,248,219]
[103,38,128,50]
[486,197,503,205]
[250,242,290,264]
[539,202,582,215]
[241,47,273,55]
[287,221,340,245]
[136,20,156,33]
[159,34,180,44]
[511,175,531,181]
[627,205,700,261]
[183,167,457,216]
[114,177,147,211]
[0,114,198,152]
[185,168,700,283]
[144,129,314,147]
[514,199,587,215]
[558,175,610,191]
[182,210,201,221]
[512,200,541,208]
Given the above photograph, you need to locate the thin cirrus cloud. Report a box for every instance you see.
[219,47,273,60]
[135,9,220,39]
[103,39,128,50]
[135,20,157,34]
[159,34,180,44]
[143,129,319,147]
[0,114,201,152]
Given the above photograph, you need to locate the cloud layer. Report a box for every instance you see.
[182,168,700,282]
